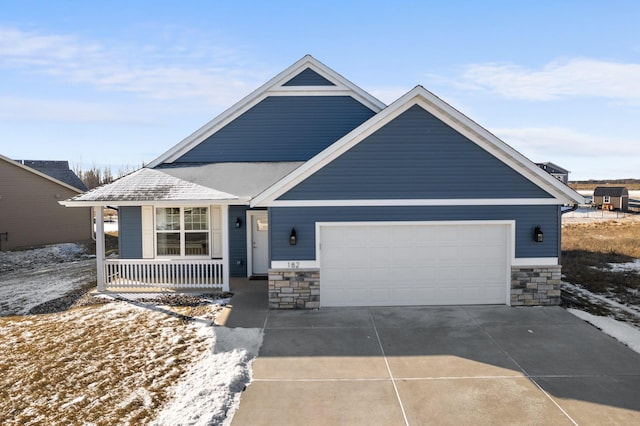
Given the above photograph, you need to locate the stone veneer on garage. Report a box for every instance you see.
[268,269,320,309]
[269,266,562,309]
[510,265,562,306]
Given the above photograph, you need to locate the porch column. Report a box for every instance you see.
[95,206,106,291]
[221,205,230,291]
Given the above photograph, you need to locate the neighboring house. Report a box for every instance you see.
[536,162,569,184]
[63,55,584,308]
[593,186,629,211]
[0,155,91,251]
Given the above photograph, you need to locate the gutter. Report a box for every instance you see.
[561,204,579,215]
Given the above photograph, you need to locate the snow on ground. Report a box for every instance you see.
[0,243,263,425]
[568,309,640,355]
[606,259,640,273]
[562,207,640,224]
[0,243,96,316]
[562,282,640,319]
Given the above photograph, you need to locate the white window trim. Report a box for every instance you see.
[603,195,611,203]
[155,206,212,259]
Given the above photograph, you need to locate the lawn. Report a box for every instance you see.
[562,216,640,321]
[0,243,262,426]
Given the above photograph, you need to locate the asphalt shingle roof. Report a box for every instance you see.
[67,168,238,202]
[593,186,629,197]
[17,160,87,191]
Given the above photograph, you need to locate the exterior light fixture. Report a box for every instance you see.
[534,226,544,243]
[289,228,297,245]
[235,217,242,228]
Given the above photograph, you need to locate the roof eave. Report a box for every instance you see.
[252,86,586,207]
[147,55,386,168]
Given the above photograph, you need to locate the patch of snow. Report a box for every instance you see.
[568,308,640,354]
[151,327,263,426]
[606,259,640,273]
[0,243,95,316]
[562,207,640,224]
[562,282,640,319]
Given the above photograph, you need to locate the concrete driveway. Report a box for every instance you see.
[229,290,640,425]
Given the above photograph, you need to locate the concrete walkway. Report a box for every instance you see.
[227,284,640,425]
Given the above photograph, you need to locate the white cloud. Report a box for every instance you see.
[0,26,267,105]
[459,58,640,101]
[493,126,640,158]
[0,96,151,123]
[492,126,640,179]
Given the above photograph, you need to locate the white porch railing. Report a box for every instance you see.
[104,259,225,290]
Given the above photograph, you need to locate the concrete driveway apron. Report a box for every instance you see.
[231,306,640,426]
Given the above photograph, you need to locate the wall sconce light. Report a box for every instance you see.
[534,226,544,243]
[236,259,243,266]
[235,217,242,228]
[289,228,297,245]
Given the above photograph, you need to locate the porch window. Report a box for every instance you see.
[156,207,209,257]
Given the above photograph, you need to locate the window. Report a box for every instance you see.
[156,207,209,257]
[603,195,611,204]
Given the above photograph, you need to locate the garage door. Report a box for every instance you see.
[319,222,510,307]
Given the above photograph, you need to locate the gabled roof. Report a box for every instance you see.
[61,168,239,206]
[147,55,386,168]
[0,154,84,193]
[16,160,87,191]
[536,162,569,175]
[594,186,629,197]
[252,86,585,207]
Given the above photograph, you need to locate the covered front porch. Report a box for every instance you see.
[93,204,231,292]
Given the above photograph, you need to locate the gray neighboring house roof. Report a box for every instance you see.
[593,186,629,197]
[65,168,238,204]
[536,162,569,175]
[16,160,87,191]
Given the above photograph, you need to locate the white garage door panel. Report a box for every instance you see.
[320,223,509,307]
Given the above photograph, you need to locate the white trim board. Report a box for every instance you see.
[267,198,562,207]
[271,257,559,270]
[251,86,585,208]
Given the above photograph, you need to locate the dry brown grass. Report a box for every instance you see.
[562,219,640,304]
[569,182,640,191]
[0,302,214,425]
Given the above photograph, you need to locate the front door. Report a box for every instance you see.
[250,212,269,275]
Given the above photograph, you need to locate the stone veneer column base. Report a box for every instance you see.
[268,269,320,309]
[511,265,562,306]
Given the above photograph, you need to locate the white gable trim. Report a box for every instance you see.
[251,86,585,207]
[0,153,83,194]
[148,55,386,168]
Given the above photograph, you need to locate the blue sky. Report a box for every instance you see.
[1,0,639,180]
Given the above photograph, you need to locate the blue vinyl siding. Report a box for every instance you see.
[283,68,335,86]
[118,206,142,259]
[229,205,249,277]
[269,205,560,261]
[174,96,375,163]
[279,105,552,200]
